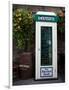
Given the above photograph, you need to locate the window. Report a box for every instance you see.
[41,27,52,65]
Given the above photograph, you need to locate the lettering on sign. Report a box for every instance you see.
[40,67,53,77]
[38,16,55,21]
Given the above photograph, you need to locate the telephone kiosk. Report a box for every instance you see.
[34,11,58,80]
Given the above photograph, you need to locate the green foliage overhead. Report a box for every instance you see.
[13,9,33,50]
[57,15,65,32]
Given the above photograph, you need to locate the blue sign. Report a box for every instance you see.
[40,67,53,77]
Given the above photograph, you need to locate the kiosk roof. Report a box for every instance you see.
[36,11,56,16]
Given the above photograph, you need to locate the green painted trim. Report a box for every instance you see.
[33,14,59,22]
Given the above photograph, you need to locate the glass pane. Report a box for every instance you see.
[41,26,52,65]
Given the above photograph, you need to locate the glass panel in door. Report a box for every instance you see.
[41,27,52,65]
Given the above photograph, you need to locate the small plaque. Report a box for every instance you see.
[40,67,53,77]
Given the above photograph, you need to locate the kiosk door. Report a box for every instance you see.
[35,22,57,80]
